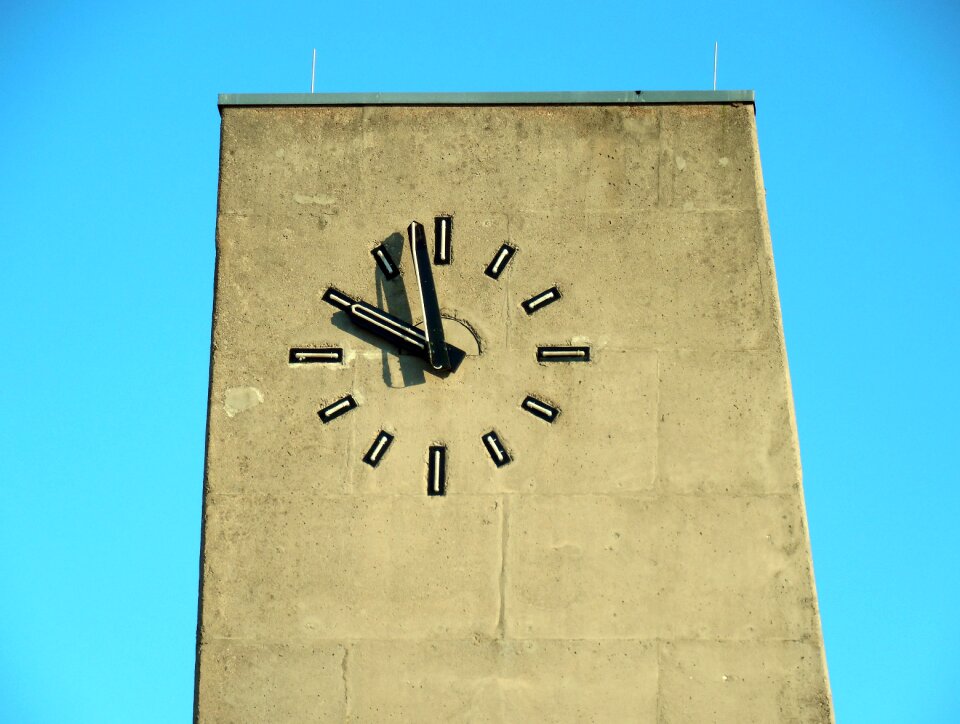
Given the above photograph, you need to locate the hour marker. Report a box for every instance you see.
[363,430,394,467]
[484,243,516,279]
[322,287,354,311]
[521,395,560,423]
[521,286,561,314]
[371,244,400,280]
[482,430,511,468]
[537,345,591,363]
[434,216,452,265]
[317,394,357,423]
[427,445,447,496]
[289,347,343,364]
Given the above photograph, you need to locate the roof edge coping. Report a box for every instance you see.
[218,90,755,109]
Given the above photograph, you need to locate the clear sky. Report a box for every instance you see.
[1,1,958,721]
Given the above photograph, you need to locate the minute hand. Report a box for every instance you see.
[408,221,451,371]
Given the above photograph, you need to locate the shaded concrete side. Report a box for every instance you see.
[196,103,832,723]
[746,110,836,713]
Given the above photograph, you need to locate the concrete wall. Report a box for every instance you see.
[197,102,833,722]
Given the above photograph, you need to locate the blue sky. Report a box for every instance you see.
[1,1,958,721]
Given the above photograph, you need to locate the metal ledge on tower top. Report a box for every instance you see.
[218,90,755,109]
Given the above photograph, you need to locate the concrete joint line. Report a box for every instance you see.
[340,646,351,718]
[655,638,665,723]
[496,496,510,639]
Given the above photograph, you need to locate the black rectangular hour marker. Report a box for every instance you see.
[322,287,355,311]
[427,445,447,496]
[317,394,357,423]
[537,345,591,363]
[521,395,560,423]
[521,286,562,314]
[484,243,516,279]
[482,431,512,468]
[362,430,394,467]
[434,216,452,265]
[371,244,400,279]
[289,347,343,364]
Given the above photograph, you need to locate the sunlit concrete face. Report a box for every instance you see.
[196,100,833,722]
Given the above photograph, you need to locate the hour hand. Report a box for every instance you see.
[323,287,465,372]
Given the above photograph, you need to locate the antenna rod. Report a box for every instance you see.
[713,42,718,91]
[311,48,316,93]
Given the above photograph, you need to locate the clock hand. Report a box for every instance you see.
[350,301,428,354]
[408,221,451,371]
[324,287,427,355]
[323,287,465,372]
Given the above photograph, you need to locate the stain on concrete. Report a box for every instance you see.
[224,386,263,417]
[293,192,336,205]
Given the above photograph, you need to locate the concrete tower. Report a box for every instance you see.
[196,91,832,722]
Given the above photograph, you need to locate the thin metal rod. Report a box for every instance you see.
[311,48,316,93]
[713,42,718,91]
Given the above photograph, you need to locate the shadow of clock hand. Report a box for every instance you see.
[330,310,426,388]
[375,232,425,388]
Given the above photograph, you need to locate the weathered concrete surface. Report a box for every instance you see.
[659,641,833,723]
[348,639,659,721]
[197,641,346,722]
[507,494,817,641]
[201,494,502,639]
[196,101,832,721]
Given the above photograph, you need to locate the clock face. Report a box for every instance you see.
[210,106,667,502]
[288,213,592,496]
